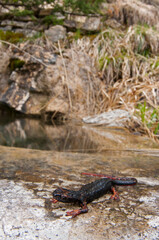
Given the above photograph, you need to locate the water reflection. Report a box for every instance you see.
[0,115,157,152]
[0,117,99,152]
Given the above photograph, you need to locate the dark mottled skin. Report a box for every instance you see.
[52,176,137,218]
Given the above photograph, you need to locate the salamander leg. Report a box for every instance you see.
[51,198,58,203]
[110,186,120,201]
[66,202,88,218]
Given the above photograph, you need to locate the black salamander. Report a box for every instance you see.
[52,173,137,218]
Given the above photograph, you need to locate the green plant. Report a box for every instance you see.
[63,0,104,14]
[74,29,81,40]
[154,60,159,69]
[137,102,147,123]
[27,32,43,41]
[42,15,64,26]
[99,56,112,70]
[136,102,159,135]
[11,9,34,17]
[9,58,25,71]
[134,25,151,57]
[154,123,159,135]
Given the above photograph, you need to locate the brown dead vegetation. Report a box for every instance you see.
[82,25,159,112]
[70,24,159,139]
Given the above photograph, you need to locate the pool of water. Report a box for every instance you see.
[0,115,157,153]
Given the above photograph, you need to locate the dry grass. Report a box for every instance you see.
[75,25,159,110]
[70,25,159,138]
[109,0,159,29]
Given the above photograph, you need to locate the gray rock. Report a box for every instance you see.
[83,109,131,127]
[1,20,25,28]
[64,15,102,32]
[14,28,39,37]
[64,19,77,30]
[82,17,101,32]
[0,26,12,31]
[44,25,66,42]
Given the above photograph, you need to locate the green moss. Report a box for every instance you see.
[11,9,34,17]
[27,32,43,41]
[9,58,25,71]
[0,30,25,43]
[74,29,82,40]
[42,15,64,26]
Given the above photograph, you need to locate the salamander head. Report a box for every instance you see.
[52,187,74,203]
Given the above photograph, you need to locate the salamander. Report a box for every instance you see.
[52,173,137,218]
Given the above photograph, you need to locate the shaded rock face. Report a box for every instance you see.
[0,41,100,118]
[0,83,30,112]
[0,44,51,115]
[0,43,55,115]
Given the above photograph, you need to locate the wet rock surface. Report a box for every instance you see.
[0,129,159,240]
[1,178,158,240]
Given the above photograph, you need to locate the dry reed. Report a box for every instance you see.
[70,25,159,138]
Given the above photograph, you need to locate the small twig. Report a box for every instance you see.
[58,40,72,110]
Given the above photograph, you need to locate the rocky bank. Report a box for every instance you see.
[0,0,159,126]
